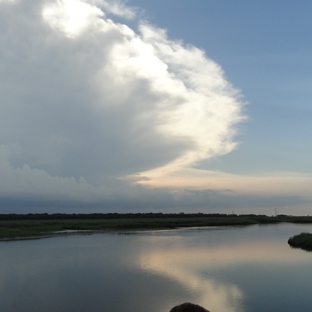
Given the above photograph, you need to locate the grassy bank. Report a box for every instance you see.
[288,232,312,251]
[1,214,312,240]
[0,217,254,239]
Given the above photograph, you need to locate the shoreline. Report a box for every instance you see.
[1,214,312,241]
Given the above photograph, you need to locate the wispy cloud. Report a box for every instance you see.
[0,143,310,214]
[96,0,138,19]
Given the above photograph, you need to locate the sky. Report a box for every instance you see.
[0,0,311,215]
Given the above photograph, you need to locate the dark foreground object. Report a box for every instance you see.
[288,232,312,251]
[170,302,209,312]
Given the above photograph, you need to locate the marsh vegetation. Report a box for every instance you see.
[1,213,312,240]
[288,232,312,251]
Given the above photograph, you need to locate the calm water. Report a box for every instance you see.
[1,223,312,312]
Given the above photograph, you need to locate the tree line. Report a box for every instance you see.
[0,212,270,220]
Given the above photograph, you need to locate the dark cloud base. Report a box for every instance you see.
[0,189,309,214]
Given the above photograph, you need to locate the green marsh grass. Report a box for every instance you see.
[1,215,312,240]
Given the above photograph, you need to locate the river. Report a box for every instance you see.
[1,223,312,312]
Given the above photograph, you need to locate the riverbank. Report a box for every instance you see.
[1,214,312,241]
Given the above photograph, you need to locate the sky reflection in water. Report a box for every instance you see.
[1,224,312,312]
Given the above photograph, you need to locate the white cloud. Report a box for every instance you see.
[0,0,245,188]
[42,0,104,38]
[137,24,245,177]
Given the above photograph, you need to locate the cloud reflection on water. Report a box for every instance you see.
[135,226,312,312]
[137,236,244,312]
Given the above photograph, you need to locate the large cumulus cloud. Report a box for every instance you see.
[0,0,244,182]
[0,0,255,211]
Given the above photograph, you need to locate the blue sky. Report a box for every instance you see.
[0,0,311,214]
